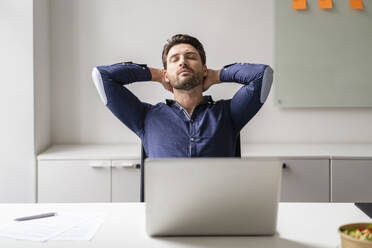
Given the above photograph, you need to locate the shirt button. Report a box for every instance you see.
[190,138,194,142]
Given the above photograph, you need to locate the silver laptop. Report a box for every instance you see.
[145,157,282,236]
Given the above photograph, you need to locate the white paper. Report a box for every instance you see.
[0,212,106,242]
[51,214,106,240]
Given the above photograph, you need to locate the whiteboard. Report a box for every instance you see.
[274,0,372,107]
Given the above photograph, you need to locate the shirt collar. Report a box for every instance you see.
[166,95,214,107]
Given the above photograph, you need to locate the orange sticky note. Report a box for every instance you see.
[350,0,364,9]
[319,0,333,9]
[293,0,307,10]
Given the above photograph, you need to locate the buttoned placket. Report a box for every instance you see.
[174,102,195,157]
[168,97,214,157]
[189,117,195,157]
[188,106,203,157]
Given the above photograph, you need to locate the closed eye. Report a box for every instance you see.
[186,54,197,59]
[169,55,179,63]
[168,52,198,63]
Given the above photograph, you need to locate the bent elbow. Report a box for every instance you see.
[260,66,273,104]
[92,67,108,105]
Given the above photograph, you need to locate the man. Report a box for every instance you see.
[92,34,273,158]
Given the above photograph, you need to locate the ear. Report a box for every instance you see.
[203,64,208,77]
[163,70,170,83]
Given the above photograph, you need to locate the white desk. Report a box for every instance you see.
[0,203,370,247]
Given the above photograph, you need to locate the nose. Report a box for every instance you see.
[178,56,188,67]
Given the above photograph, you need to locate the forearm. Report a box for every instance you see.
[91,62,151,138]
[148,67,173,93]
[227,63,273,131]
[95,62,152,86]
[220,63,271,85]
[148,67,163,82]
[210,69,221,84]
[221,63,273,104]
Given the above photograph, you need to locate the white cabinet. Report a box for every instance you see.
[280,159,330,202]
[38,159,140,203]
[331,159,372,202]
[242,144,372,203]
[38,160,111,203]
[111,160,141,202]
[37,144,372,203]
[37,145,141,203]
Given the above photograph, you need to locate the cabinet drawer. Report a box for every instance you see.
[111,159,141,202]
[281,159,330,202]
[331,159,372,202]
[38,160,111,203]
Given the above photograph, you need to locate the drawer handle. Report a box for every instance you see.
[112,163,139,168]
[282,163,287,169]
[89,163,111,168]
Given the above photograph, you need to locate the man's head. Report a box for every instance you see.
[162,34,207,91]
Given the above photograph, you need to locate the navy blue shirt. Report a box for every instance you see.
[92,62,273,158]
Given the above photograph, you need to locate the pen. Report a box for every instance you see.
[14,212,57,221]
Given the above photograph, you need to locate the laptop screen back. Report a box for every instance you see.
[145,157,282,236]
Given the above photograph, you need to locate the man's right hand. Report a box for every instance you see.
[149,67,173,93]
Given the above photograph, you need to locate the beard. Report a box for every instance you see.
[170,69,204,91]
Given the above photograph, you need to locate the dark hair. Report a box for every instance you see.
[162,34,206,69]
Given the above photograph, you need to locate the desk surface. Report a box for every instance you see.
[0,203,370,247]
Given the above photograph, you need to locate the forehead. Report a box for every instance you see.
[167,43,198,58]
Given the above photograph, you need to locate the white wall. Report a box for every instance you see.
[34,0,51,155]
[50,0,372,145]
[0,0,35,202]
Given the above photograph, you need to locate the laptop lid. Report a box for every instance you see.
[145,157,282,236]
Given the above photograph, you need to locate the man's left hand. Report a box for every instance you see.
[203,69,221,92]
